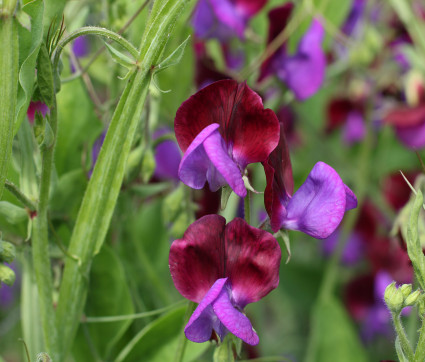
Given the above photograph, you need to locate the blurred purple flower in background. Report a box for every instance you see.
[259,4,326,100]
[342,0,366,36]
[153,128,181,182]
[72,36,89,58]
[323,230,365,265]
[0,263,19,307]
[192,0,266,41]
[169,215,281,345]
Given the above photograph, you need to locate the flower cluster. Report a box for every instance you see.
[169,79,357,346]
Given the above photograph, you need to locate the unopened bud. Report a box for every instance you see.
[405,290,421,307]
[384,282,404,314]
[400,284,412,299]
[0,264,16,286]
[0,240,15,263]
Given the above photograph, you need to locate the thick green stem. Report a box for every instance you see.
[414,318,425,361]
[31,102,59,359]
[55,1,190,359]
[0,14,18,201]
[392,312,415,361]
[244,191,251,225]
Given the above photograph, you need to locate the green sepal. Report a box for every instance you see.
[104,42,135,70]
[36,43,55,108]
[220,185,232,210]
[278,229,292,264]
[213,334,235,362]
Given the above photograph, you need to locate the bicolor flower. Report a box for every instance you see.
[169,215,281,345]
[263,124,357,238]
[259,4,326,100]
[27,101,49,124]
[174,80,280,198]
[192,0,267,41]
[327,97,366,145]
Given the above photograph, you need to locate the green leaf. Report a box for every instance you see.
[116,306,209,362]
[15,0,44,134]
[306,296,367,362]
[0,201,28,225]
[104,42,135,70]
[36,43,55,108]
[152,35,191,92]
[73,246,134,360]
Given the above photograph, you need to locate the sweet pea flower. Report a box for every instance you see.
[174,80,280,198]
[169,215,281,345]
[263,123,357,238]
[192,0,267,41]
[259,4,326,100]
[27,101,49,124]
[327,97,366,145]
[152,128,182,182]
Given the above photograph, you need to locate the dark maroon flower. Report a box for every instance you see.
[382,171,419,211]
[259,4,326,100]
[175,80,280,197]
[27,101,49,124]
[169,215,281,345]
[194,40,229,89]
[263,126,357,237]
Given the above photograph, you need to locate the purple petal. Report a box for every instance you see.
[344,184,357,210]
[203,129,246,197]
[395,121,425,149]
[374,271,394,301]
[282,162,351,239]
[343,111,366,145]
[342,0,366,36]
[178,123,246,196]
[27,101,49,124]
[282,19,326,100]
[213,282,259,345]
[185,278,229,343]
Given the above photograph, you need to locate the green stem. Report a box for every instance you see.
[0,13,18,201]
[31,100,59,359]
[174,301,196,362]
[84,300,185,323]
[414,317,425,361]
[53,26,139,70]
[244,191,251,225]
[55,1,190,359]
[392,312,415,361]
[4,180,37,211]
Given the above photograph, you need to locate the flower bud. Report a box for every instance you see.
[405,290,421,307]
[384,282,404,314]
[0,264,16,286]
[400,284,412,299]
[0,240,15,264]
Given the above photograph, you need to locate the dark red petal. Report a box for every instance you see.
[384,104,425,127]
[175,80,280,166]
[224,218,281,307]
[382,171,419,211]
[258,3,294,82]
[169,215,226,303]
[263,122,294,232]
[326,98,353,132]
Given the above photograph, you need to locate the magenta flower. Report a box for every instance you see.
[174,80,280,198]
[259,4,326,100]
[169,215,281,345]
[27,101,49,124]
[263,125,357,237]
[384,103,425,149]
[192,0,267,41]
